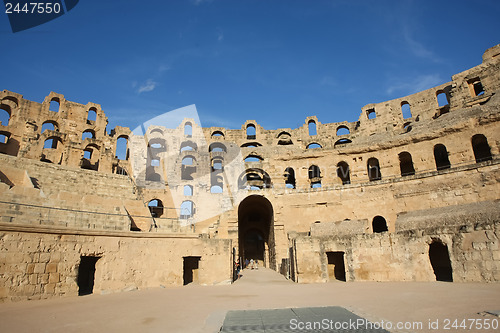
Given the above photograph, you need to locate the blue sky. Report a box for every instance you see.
[1,0,499,131]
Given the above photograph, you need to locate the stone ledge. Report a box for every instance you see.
[0,223,199,239]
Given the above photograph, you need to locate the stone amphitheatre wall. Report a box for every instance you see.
[0,225,232,302]
[0,44,499,301]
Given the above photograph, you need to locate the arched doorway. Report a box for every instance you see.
[238,195,275,269]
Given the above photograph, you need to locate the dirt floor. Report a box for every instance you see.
[0,268,499,333]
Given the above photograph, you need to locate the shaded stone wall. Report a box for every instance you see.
[0,225,232,302]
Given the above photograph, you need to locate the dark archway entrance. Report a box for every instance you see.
[429,241,453,282]
[77,256,100,296]
[238,195,275,269]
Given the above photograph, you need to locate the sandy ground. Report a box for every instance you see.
[0,268,499,333]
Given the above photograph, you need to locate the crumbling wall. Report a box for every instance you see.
[292,204,500,283]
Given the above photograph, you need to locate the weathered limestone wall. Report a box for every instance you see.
[292,202,500,283]
[0,224,232,302]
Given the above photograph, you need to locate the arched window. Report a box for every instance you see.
[41,121,57,133]
[82,130,95,141]
[471,134,492,163]
[434,144,451,170]
[308,120,317,136]
[372,216,388,233]
[245,155,263,162]
[148,138,166,152]
[336,126,350,136]
[148,199,164,218]
[334,138,352,147]
[209,142,227,153]
[184,185,193,196]
[306,143,322,149]
[367,158,381,181]
[87,108,97,122]
[212,158,223,171]
[366,108,376,119]
[277,131,293,145]
[436,91,449,107]
[399,152,415,176]
[182,156,195,166]
[308,165,321,188]
[43,137,61,149]
[151,159,160,167]
[115,136,128,160]
[180,141,197,152]
[246,124,256,139]
[401,102,412,119]
[0,105,11,126]
[211,131,224,138]
[184,122,192,137]
[337,161,350,185]
[241,142,262,148]
[0,132,8,144]
[210,185,223,193]
[181,156,196,180]
[49,98,59,112]
[180,201,194,219]
[284,167,296,189]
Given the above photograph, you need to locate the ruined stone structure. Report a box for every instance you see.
[0,44,499,302]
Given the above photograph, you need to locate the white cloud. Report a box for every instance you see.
[137,79,157,94]
[217,31,224,42]
[402,26,441,63]
[386,74,444,96]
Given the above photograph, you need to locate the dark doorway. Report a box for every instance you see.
[471,134,492,163]
[372,216,388,233]
[326,252,346,281]
[429,241,453,282]
[238,195,275,269]
[183,256,201,285]
[77,256,100,296]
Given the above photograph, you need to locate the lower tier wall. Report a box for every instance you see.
[0,224,232,302]
[292,220,500,283]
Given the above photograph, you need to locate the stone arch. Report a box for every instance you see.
[471,134,492,163]
[336,125,350,136]
[238,195,275,269]
[398,151,415,176]
[401,101,412,119]
[241,142,262,148]
[337,161,350,185]
[372,216,388,233]
[148,199,164,218]
[184,122,193,137]
[246,124,256,139]
[434,144,451,170]
[180,140,198,152]
[238,168,271,190]
[284,167,295,189]
[367,157,381,181]
[211,130,225,138]
[308,165,321,188]
[0,104,11,126]
[209,142,226,153]
[82,129,95,141]
[41,120,58,133]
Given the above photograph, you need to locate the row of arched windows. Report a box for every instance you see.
[282,134,493,189]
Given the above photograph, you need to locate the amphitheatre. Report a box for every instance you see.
[0,44,499,332]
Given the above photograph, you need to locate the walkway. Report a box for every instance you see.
[0,268,499,333]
